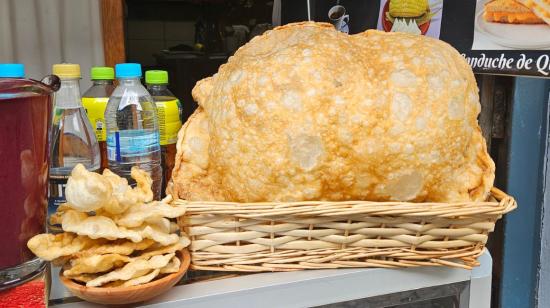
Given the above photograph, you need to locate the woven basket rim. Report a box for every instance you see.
[174,187,517,218]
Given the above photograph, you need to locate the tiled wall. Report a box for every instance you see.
[127,20,195,66]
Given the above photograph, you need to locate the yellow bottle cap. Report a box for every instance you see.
[52,63,81,78]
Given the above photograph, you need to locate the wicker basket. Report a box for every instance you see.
[175,188,516,272]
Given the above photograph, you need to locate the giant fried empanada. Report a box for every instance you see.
[170,22,495,203]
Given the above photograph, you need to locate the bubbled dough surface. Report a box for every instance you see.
[170,22,495,203]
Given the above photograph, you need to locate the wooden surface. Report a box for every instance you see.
[100,0,126,67]
[60,250,190,305]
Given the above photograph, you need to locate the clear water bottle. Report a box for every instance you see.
[145,70,182,196]
[82,66,116,172]
[105,63,162,199]
[49,63,100,232]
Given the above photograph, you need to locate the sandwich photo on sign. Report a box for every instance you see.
[472,0,550,49]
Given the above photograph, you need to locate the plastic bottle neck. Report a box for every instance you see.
[118,77,142,87]
[146,84,168,92]
[55,78,82,108]
[93,79,114,86]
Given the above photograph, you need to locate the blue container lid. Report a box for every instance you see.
[115,63,142,78]
[0,63,25,78]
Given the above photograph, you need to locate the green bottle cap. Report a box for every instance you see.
[145,70,169,84]
[91,67,114,80]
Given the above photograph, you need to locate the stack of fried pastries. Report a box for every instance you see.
[27,164,189,287]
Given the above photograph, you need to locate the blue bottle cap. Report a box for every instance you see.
[0,63,25,78]
[115,63,142,78]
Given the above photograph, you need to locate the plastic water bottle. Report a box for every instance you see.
[49,63,100,231]
[105,63,162,199]
[145,70,182,196]
[82,67,116,171]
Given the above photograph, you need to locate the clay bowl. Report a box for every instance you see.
[60,249,190,305]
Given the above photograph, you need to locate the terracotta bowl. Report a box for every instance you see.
[60,249,190,305]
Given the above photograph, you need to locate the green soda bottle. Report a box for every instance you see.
[82,67,116,171]
[145,70,183,196]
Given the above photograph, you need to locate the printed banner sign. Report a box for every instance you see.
[279,0,550,77]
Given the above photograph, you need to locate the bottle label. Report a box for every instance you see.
[47,174,68,231]
[82,97,108,142]
[156,99,182,146]
[106,130,161,162]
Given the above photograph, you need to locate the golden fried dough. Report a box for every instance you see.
[171,22,494,203]
[27,233,92,261]
[64,254,131,276]
[65,164,155,215]
[86,253,174,287]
